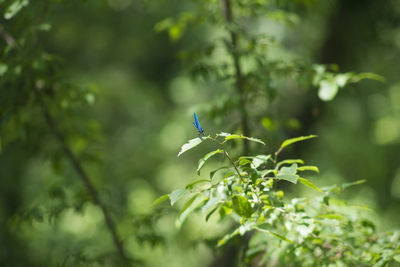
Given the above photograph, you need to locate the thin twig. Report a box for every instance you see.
[34,89,129,264]
[223,150,244,182]
[220,0,250,155]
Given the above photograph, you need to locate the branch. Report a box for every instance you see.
[220,0,250,155]
[34,89,130,265]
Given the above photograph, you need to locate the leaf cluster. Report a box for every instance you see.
[154,134,400,266]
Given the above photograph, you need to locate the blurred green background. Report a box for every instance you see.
[1,0,400,266]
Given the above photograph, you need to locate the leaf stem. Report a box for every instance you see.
[223,150,244,182]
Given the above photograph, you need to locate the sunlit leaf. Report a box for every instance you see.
[276,164,298,184]
[185,179,210,190]
[277,159,304,168]
[298,177,322,192]
[205,204,221,222]
[197,149,224,175]
[218,132,265,145]
[297,166,320,173]
[4,0,29,20]
[176,194,206,227]
[342,179,366,190]
[393,254,400,263]
[279,135,317,151]
[318,79,338,101]
[352,72,385,83]
[169,188,186,205]
[217,227,241,247]
[210,166,229,181]
[241,155,271,168]
[255,227,295,244]
[177,137,204,157]
[151,194,170,207]
[316,214,345,220]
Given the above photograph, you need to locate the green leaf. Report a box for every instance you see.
[276,164,298,184]
[217,227,241,247]
[393,254,400,263]
[297,166,320,173]
[342,179,366,190]
[251,155,271,168]
[352,72,385,83]
[318,79,338,101]
[0,63,8,76]
[276,159,304,168]
[197,149,224,175]
[205,205,220,222]
[210,166,229,180]
[232,195,253,218]
[239,158,252,166]
[218,132,265,145]
[259,169,276,178]
[169,188,186,205]
[279,135,317,151]
[298,177,322,192]
[316,214,345,220]
[185,179,210,190]
[4,0,29,20]
[255,227,295,244]
[176,194,206,227]
[178,194,198,219]
[177,137,204,157]
[241,155,271,168]
[151,194,170,207]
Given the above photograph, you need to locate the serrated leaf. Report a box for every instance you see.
[218,132,265,145]
[297,166,319,173]
[169,188,186,205]
[177,137,204,157]
[279,135,317,151]
[298,177,322,192]
[186,179,210,190]
[277,159,304,168]
[151,194,170,207]
[232,195,253,218]
[197,149,224,175]
[276,164,298,184]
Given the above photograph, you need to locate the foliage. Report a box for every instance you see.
[156,134,400,266]
[1,0,400,266]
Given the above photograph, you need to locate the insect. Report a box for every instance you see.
[193,113,204,134]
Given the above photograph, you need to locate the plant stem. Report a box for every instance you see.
[220,0,250,155]
[34,89,130,265]
[223,150,244,182]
